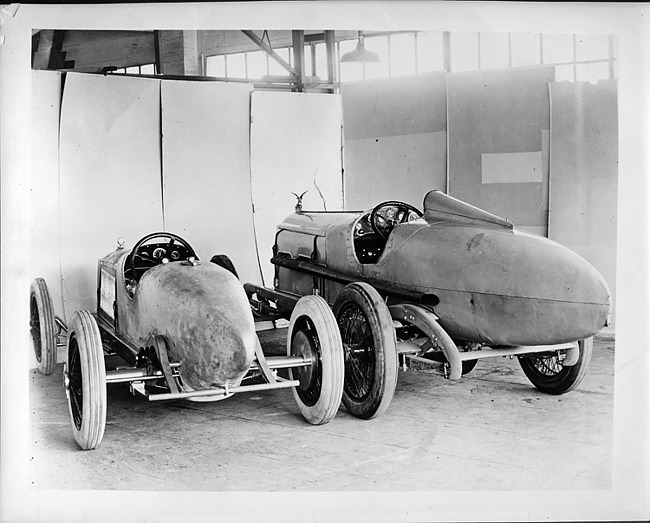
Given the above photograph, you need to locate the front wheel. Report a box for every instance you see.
[29,278,57,375]
[65,310,107,450]
[518,338,593,395]
[287,295,344,425]
[334,283,398,420]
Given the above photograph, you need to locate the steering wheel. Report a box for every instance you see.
[127,232,197,283]
[370,201,423,240]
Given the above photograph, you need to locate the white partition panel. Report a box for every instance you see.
[59,73,163,317]
[341,72,448,210]
[30,70,63,367]
[549,80,618,327]
[31,71,63,312]
[344,132,447,209]
[161,80,261,284]
[250,91,344,285]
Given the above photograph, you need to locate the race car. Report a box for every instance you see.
[244,190,612,420]
[29,232,344,450]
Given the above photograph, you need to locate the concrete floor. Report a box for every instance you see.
[28,330,614,492]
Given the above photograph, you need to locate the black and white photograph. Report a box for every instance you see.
[1,2,648,522]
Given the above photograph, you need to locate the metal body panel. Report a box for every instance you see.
[364,224,609,345]
[134,262,256,390]
[272,190,611,347]
[97,247,256,390]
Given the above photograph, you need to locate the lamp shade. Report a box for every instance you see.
[340,40,380,63]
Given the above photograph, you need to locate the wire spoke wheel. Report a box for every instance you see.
[529,353,563,375]
[68,334,84,429]
[518,338,593,395]
[334,283,398,420]
[338,303,375,401]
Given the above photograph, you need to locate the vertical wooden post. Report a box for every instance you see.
[324,30,337,92]
[156,30,201,75]
[292,30,305,92]
[154,30,162,74]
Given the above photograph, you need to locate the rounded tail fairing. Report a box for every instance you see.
[375,223,611,346]
[136,262,256,389]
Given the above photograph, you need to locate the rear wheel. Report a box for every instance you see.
[518,338,593,394]
[65,310,107,450]
[288,295,344,425]
[334,283,398,420]
[29,278,57,375]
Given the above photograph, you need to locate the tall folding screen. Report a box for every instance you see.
[59,73,164,317]
[31,71,63,313]
[250,91,344,285]
[30,70,63,366]
[160,81,261,283]
[549,80,618,326]
[447,66,555,236]
[341,72,448,210]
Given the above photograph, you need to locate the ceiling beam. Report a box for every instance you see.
[241,30,297,77]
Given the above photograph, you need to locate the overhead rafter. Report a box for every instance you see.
[241,30,298,77]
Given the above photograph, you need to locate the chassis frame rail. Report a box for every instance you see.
[390,303,580,380]
[56,313,312,402]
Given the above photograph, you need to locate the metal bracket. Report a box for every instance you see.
[253,336,278,384]
[389,303,463,381]
[54,315,68,347]
[150,336,181,394]
[562,342,581,366]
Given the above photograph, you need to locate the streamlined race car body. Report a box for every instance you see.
[245,190,611,420]
[30,232,345,450]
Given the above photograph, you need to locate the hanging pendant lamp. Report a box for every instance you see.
[340,31,380,63]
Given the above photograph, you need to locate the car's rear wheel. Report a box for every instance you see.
[65,310,107,450]
[334,283,398,419]
[29,278,57,375]
[518,338,593,394]
[287,295,344,425]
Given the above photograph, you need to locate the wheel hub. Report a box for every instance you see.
[291,330,319,391]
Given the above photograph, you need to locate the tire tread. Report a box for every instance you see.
[67,310,107,450]
[288,295,344,425]
[30,278,57,375]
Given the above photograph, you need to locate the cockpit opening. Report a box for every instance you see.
[353,201,423,264]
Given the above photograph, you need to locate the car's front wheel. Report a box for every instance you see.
[518,337,593,394]
[334,283,398,419]
[287,295,344,425]
[65,310,107,450]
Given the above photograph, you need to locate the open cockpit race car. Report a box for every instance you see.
[30,232,344,450]
[244,190,612,420]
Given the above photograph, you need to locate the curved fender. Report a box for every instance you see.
[389,303,462,381]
